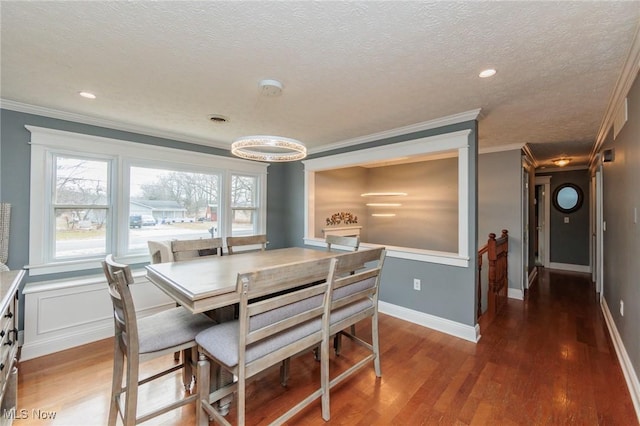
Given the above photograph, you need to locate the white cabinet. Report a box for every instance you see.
[0,269,24,421]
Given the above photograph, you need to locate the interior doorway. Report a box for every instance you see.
[522,162,530,290]
[535,176,551,268]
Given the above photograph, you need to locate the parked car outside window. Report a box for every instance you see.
[129,215,142,228]
[141,215,157,226]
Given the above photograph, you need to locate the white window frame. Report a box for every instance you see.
[26,125,268,276]
[229,173,262,236]
[303,129,472,267]
[48,152,116,262]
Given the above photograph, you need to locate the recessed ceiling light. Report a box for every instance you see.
[79,91,96,99]
[479,69,497,78]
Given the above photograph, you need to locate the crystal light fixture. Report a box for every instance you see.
[231,135,307,162]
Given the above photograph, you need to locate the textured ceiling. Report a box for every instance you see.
[1,1,639,168]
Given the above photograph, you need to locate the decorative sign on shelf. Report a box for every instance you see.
[326,212,358,226]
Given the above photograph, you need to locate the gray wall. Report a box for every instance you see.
[289,121,480,326]
[0,108,288,327]
[478,149,523,292]
[600,72,640,382]
[538,169,590,266]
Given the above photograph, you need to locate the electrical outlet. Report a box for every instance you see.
[413,278,421,291]
[620,300,624,317]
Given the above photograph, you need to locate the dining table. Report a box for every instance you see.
[145,246,337,314]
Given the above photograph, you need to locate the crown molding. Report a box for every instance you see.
[308,108,482,154]
[479,142,525,155]
[0,99,229,150]
[537,164,589,173]
[590,24,640,166]
[520,143,539,168]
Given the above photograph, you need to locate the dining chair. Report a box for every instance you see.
[325,234,360,354]
[171,237,223,261]
[147,240,174,264]
[225,234,267,255]
[327,247,386,390]
[195,256,338,426]
[102,254,215,426]
[325,234,360,252]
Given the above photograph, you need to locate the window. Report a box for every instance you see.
[128,166,221,251]
[231,175,258,236]
[27,126,268,275]
[552,183,583,214]
[54,155,111,259]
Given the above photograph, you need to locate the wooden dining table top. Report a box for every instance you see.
[145,247,336,313]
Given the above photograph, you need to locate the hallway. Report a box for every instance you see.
[14,268,638,425]
[471,267,637,424]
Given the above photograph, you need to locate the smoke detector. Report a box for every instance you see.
[259,79,283,97]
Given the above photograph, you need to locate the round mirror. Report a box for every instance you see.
[553,183,583,213]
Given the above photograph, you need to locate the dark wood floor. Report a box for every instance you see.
[13,268,638,425]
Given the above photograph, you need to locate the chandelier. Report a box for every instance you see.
[231,135,307,162]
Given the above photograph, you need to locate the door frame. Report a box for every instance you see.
[521,159,531,290]
[535,176,551,268]
[594,167,604,298]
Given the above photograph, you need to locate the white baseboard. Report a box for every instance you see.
[508,288,524,300]
[549,262,591,273]
[601,297,640,423]
[20,321,114,361]
[378,301,480,343]
[20,271,174,361]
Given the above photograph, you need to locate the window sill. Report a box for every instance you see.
[303,238,469,267]
[25,253,151,276]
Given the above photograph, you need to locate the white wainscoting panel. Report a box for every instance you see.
[21,270,174,361]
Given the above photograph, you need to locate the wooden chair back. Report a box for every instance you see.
[196,255,337,424]
[326,247,386,389]
[238,257,336,377]
[171,237,223,261]
[330,247,385,318]
[226,234,267,255]
[325,235,360,252]
[102,255,138,356]
[147,240,173,264]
